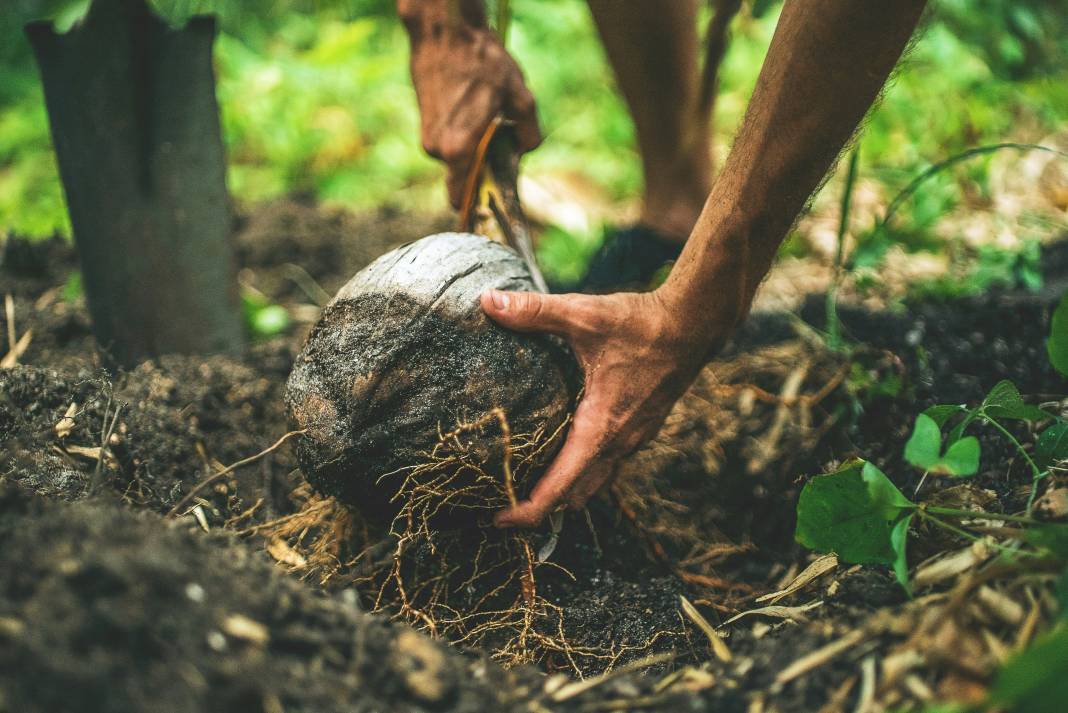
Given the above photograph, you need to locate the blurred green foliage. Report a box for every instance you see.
[0,0,1066,285]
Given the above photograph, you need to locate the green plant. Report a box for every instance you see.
[797,374,1068,593]
[917,380,1056,512]
[988,622,1068,713]
[795,458,1068,594]
[824,145,860,351]
[1048,290,1068,378]
[795,460,915,590]
[241,288,289,339]
[903,412,980,477]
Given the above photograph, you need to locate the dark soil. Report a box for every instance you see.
[1,199,1065,712]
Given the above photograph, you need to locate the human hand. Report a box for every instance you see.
[401,1,540,207]
[480,287,736,528]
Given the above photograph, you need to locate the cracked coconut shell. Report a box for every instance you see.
[286,233,579,526]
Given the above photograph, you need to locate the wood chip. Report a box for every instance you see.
[0,329,33,369]
[64,444,103,460]
[975,586,1024,627]
[55,402,77,439]
[551,652,675,702]
[680,594,731,662]
[1034,487,1068,520]
[913,540,992,589]
[776,628,869,685]
[725,600,823,626]
[4,294,14,353]
[221,613,269,644]
[191,504,210,532]
[1015,593,1042,649]
[653,665,716,694]
[757,554,838,604]
[266,537,308,568]
[855,655,877,713]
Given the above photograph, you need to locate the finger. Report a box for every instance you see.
[504,73,542,154]
[445,163,470,210]
[481,290,575,336]
[564,458,617,510]
[494,416,601,528]
[439,83,501,209]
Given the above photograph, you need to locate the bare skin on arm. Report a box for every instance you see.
[486,0,929,528]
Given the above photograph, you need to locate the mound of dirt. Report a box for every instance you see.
[0,485,669,713]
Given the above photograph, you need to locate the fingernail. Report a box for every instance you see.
[490,289,510,311]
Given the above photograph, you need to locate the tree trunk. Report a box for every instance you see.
[26,0,244,367]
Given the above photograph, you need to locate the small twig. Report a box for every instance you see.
[167,430,306,518]
[91,400,124,493]
[551,651,676,702]
[680,594,732,662]
[4,294,14,355]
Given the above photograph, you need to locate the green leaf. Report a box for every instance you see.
[946,408,981,447]
[62,270,83,303]
[923,404,966,428]
[250,304,290,337]
[890,513,914,595]
[990,623,1068,713]
[981,380,1051,422]
[1036,421,1068,470]
[904,414,942,469]
[1024,523,1068,559]
[795,460,915,566]
[939,436,980,476]
[904,415,980,476]
[1049,290,1068,378]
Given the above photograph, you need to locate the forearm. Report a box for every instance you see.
[397,0,487,39]
[663,0,927,346]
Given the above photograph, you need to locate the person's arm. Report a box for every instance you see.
[397,0,540,207]
[484,0,928,528]
[663,0,927,334]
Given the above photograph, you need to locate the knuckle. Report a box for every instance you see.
[514,292,542,318]
[437,126,477,164]
[421,135,442,159]
[512,89,536,115]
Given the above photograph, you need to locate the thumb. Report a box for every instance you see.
[481,289,572,335]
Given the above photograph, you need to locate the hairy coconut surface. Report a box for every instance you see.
[286,233,579,527]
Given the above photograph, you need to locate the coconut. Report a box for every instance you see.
[286,232,579,528]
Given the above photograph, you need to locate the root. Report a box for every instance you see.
[233,335,851,676]
[612,336,850,605]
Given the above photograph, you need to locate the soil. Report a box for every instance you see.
[1,198,1065,712]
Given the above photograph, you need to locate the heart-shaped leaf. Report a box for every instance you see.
[795,460,915,567]
[982,380,1051,422]
[904,415,980,476]
[905,414,942,469]
[938,436,980,476]
[923,404,966,428]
